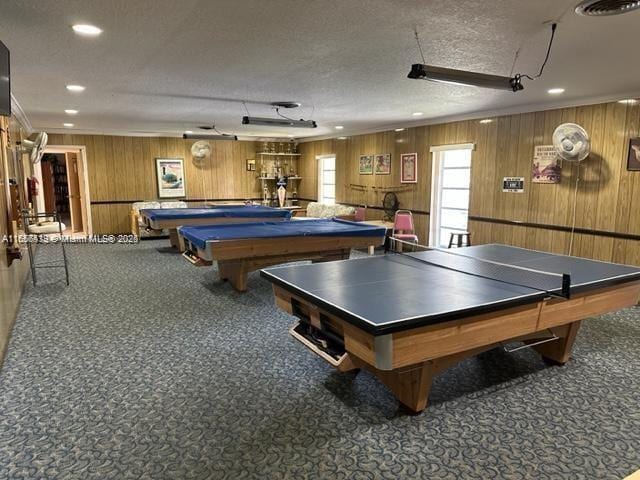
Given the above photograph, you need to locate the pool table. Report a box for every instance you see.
[178,218,387,291]
[138,205,292,248]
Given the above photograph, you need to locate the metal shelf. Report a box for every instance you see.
[257,152,301,156]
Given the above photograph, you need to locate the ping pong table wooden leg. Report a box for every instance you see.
[531,321,582,365]
[357,359,435,413]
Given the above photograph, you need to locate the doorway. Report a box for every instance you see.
[34,146,92,236]
[429,143,474,248]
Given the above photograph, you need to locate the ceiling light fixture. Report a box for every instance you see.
[184,130,193,134]
[394,128,405,132]
[242,116,317,128]
[183,133,238,141]
[412,112,423,116]
[72,24,103,36]
[575,0,640,16]
[335,125,344,130]
[337,136,347,140]
[66,85,85,92]
[408,23,557,93]
[65,109,78,115]
[408,64,524,92]
[479,119,493,124]
[548,88,565,95]
[63,123,74,127]
[618,99,638,104]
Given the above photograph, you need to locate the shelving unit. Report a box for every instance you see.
[257,150,302,207]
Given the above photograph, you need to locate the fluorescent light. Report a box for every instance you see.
[66,85,85,92]
[618,99,638,105]
[479,119,493,124]
[412,112,423,116]
[72,24,103,36]
[63,123,74,127]
[242,116,317,128]
[184,130,193,134]
[335,125,344,130]
[394,128,405,132]
[548,88,565,95]
[287,135,295,138]
[408,64,523,92]
[65,109,78,115]
[337,136,347,140]
[183,133,237,141]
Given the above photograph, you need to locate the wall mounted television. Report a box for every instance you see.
[0,40,11,117]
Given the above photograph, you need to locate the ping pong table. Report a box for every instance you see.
[138,205,292,248]
[261,244,640,413]
[179,219,387,292]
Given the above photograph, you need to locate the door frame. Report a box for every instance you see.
[428,143,475,248]
[43,145,92,235]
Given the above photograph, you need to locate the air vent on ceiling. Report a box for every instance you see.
[575,0,640,16]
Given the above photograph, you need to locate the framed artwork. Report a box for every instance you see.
[532,145,561,184]
[156,158,186,198]
[628,138,640,171]
[246,158,256,171]
[359,155,373,175]
[374,154,391,175]
[400,153,418,183]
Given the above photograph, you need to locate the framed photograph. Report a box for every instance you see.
[359,155,373,175]
[374,154,391,175]
[400,153,417,183]
[156,158,186,198]
[628,138,640,171]
[246,158,256,171]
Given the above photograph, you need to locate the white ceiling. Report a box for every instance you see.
[2,0,640,140]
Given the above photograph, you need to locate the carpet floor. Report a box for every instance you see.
[0,240,638,479]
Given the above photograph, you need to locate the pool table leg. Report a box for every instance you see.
[531,320,582,365]
[354,357,435,413]
[218,262,248,292]
[169,229,180,249]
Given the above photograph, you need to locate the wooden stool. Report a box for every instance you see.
[448,232,471,248]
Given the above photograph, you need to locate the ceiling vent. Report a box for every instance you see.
[575,0,640,16]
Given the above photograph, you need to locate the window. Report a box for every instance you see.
[429,145,473,248]
[318,155,336,205]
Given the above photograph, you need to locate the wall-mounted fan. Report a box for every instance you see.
[190,141,212,166]
[20,132,48,164]
[552,123,590,257]
[552,123,590,162]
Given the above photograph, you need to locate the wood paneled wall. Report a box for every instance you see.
[1,115,31,366]
[47,135,262,233]
[299,101,640,265]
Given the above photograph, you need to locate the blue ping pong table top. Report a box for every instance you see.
[140,205,292,221]
[260,244,640,335]
[179,219,387,250]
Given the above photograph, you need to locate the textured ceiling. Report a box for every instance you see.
[1,0,640,140]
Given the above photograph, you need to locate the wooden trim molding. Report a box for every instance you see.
[469,216,640,242]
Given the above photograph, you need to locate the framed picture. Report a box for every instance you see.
[532,145,561,184]
[359,155,373,175]
[628,138,640,171]
[374,154,391,175]
[400,153,418,183]
[156,158,186,198]
[246,158,256,171]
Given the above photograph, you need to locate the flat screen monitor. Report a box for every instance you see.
[0,40,10,117]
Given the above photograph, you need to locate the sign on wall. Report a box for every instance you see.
[503,177,525,193]
[532,145,561,184]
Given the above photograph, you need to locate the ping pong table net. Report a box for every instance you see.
[387,237,571,299]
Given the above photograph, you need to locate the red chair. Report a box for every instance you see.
[393,210,419,245]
